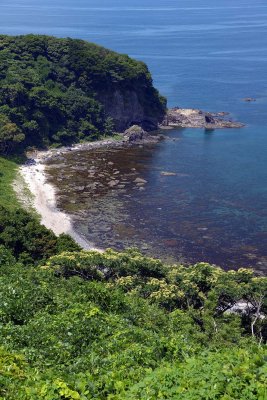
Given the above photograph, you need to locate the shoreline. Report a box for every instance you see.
[16,155,102,251]
[29,133,163,164]
[23,104,244,165]
[15,135,159,251]
[14,107,244,254]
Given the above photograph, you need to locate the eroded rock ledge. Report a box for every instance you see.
[161,107,244,129]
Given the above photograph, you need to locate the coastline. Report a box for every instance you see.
[18,161,72,236]
[16,154,101,251]
[14,135,160,251]
[13,107,244,256]
[31,133,163,164]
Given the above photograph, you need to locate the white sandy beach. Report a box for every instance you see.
[19,161,72,235]
[16,156,100,251]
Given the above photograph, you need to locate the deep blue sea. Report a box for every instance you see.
[1,0,267,271]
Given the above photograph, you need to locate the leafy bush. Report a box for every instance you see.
[116,347,267,400]
[45,248,166,280]
[0,245,265,398]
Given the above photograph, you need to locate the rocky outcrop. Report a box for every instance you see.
[123,125,145,142]
[161,108,244,129]
[122,125,164,144]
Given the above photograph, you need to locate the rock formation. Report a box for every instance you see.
[162,108,244,129]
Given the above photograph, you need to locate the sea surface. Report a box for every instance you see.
[1,0,267,271]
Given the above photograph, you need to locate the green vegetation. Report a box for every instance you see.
[0,157,19,208]
[0,34,166,153]
[0,248,265,399]
[0,206,81,264]
[0,155,80,264]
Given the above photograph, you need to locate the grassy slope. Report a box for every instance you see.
[0,157,20,210]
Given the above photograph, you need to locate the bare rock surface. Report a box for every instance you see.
[161,107,244,129]
[123,124,162,143]
[123,125,145,142]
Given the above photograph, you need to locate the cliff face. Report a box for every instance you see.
[98,89,165,132]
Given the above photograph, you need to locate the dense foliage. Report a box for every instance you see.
[0,206,80,264]
[0,34,166,152]
[0,245,266,399]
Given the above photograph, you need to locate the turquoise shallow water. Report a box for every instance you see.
[1,0,267,271]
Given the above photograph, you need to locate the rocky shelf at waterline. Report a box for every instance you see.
[26,129,163,164]
[161,107,245,129]
[24,106,244,166]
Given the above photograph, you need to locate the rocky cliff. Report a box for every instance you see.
[98,88,165,132]
[0,34,166,150]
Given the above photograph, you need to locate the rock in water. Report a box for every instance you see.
[160,171,177,176]
[161,107,244,129]
[134,177,147,184]
[108,180,120,187]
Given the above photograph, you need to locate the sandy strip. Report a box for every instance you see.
[16,158,101,251]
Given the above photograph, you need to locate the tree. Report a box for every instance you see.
[0,114,25,154]
[104,116,115,136]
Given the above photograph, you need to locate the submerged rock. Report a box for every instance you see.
[160,171,177,176]
[107,180,120,187]
[134,177,147,184]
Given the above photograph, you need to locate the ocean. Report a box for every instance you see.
[1,0,267,271]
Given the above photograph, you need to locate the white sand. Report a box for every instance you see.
[19,161,72,235]
[16,158,100,251]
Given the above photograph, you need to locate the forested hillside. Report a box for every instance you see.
[0,35,166,153]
